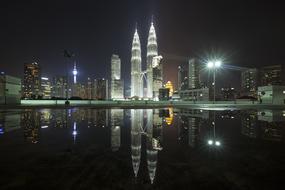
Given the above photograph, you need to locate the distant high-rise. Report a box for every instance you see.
[188,58,200,89]
[146,21,158,99]
[23,62,41,99]
[131,28,143,98]
[86,77,93,99]
[41,77,51,99]
[178,66,188,91]
[111,55,124,99]
[260,65,283,86]
[94,78,108,100]
[52,76,67,98]
[152,55,163,100]
[241,68,258,97]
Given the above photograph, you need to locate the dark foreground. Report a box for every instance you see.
[0,108,285,190]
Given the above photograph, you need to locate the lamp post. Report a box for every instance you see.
[207,60,222,104]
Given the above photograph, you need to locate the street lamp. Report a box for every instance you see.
[207,60,222,104]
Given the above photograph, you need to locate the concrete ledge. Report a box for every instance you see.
[13,100,285,110]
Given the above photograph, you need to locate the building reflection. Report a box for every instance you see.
[110,109,124,151]
[241,110,258,138]
[131,109,143,178]
[21,110,40,143]
[129,109,164,184]
[176,109,209,147]
[0,110,21,134]
[241,110,285,141]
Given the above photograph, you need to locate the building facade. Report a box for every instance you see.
[152,55,163,100]
[94,78,108,100]
[51,76,67,98]
[258,85,285,104]
[188,58,200,89]
[178,66,188,91]
[41,77,51,99]
[111,55,124,99]
[260,65,283,86]
[0,74,21,104]
[23,62,41,99]
[180,87,210,101]
[241,68,258,97]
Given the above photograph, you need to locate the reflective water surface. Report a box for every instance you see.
[0,108,285,189]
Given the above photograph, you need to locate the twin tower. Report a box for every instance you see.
[131,20,163,100]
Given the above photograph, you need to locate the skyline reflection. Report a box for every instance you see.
[0,108,284,185]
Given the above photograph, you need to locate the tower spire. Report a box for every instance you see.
[72,61,78,84]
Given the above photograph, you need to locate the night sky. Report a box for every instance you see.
[1,0,284,90]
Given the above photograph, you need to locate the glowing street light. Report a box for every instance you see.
[207,139,221,147]
[207,59,222,103]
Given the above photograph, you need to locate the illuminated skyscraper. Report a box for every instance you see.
[111,54,121,80]
[111,54,124,99]
[94,78,108,100]
[178,66,188,91]
[41,77,51,99]
[146,21,158,99]
[241,68,258,97]
[152,55,163,100]
[131,27,143,98]
[188,58,200,89]
[23,62,41,99]
[52,76,67,98]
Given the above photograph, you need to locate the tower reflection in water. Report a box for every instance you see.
[130,109,164,184]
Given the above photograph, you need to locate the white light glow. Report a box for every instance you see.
[208,140,213,145]
[215,61,222,68]
[207,61,214,68]
[41,126,48,129]
[215,141,221,146]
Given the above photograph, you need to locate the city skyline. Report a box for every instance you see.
[1,0,284,89]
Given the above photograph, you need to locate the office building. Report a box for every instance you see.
[260,65,283,86]
[0,74,21,104]
[94,78,108,100]
[241,68,258,97]
[51,76,67,98]
[111,55,124,99]
[41,77,51,99]
[258,85,285,104]
[152,55,163,100]
[188,58,200,89]
[23,62,41,99]
[178,66,188,91]
[158,88,170,101]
